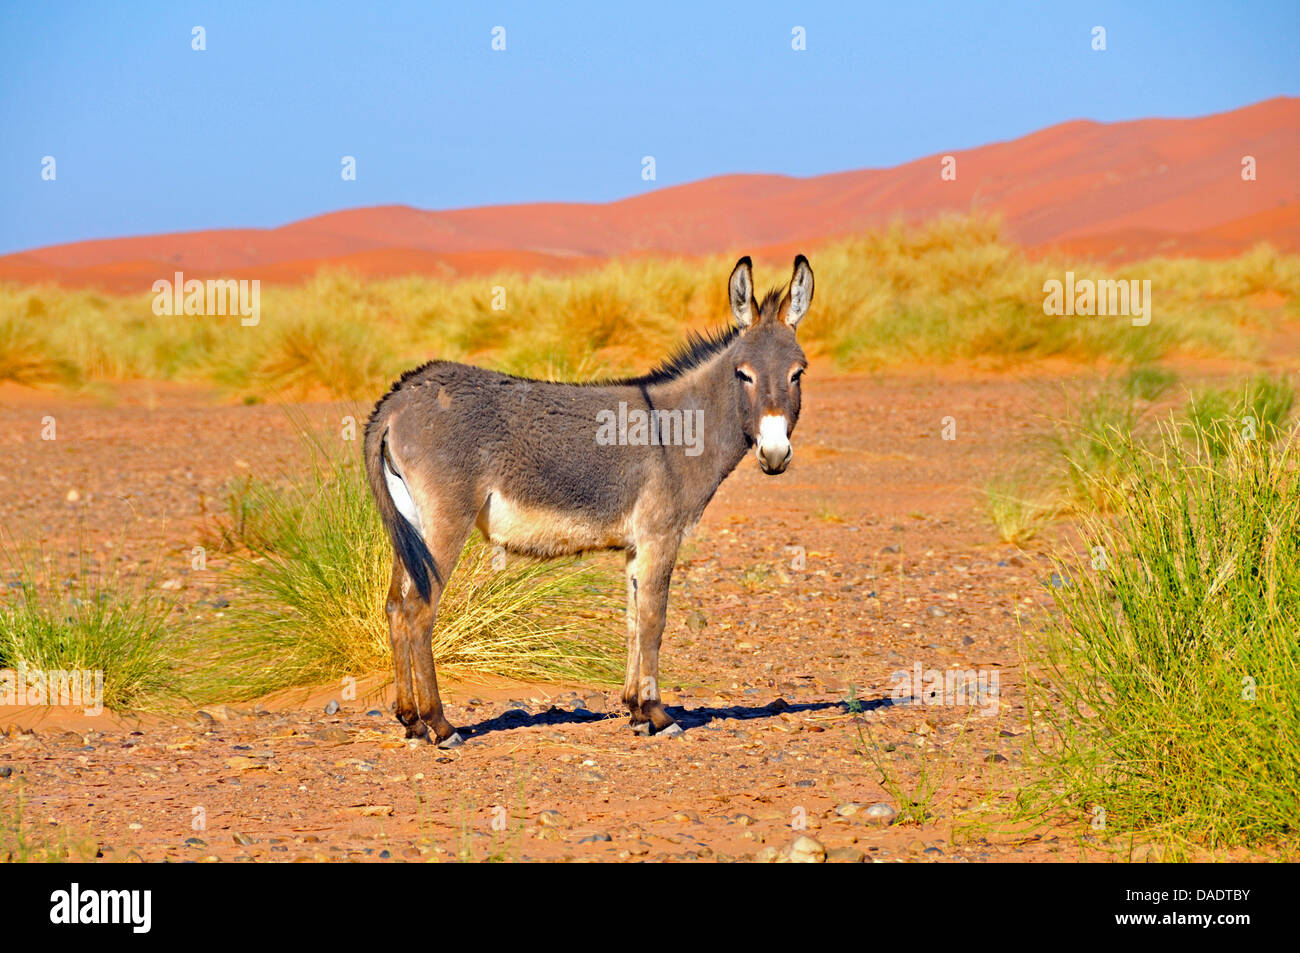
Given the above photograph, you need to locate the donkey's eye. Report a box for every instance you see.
[735,368,755,385]
[791,368,805,384]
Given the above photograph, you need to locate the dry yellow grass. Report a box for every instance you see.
[1,217,1296,399]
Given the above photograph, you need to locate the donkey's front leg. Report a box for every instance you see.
[621,544,680,735]
[621,551,642,726]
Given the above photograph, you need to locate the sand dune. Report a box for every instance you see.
[4,97,1296,292]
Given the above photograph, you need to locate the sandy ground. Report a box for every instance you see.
[0,371,1197,862]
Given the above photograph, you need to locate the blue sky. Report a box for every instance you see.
[1,1,1296,255]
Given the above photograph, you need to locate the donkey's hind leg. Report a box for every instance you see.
[403,520,475,748]
[385,560,424,740]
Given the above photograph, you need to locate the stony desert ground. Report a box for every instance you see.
[2,369,1214,863]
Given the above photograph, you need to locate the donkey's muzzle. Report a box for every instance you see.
[757,444,792,474]
[756,414,792,474]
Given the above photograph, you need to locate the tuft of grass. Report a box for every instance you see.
[0,314,71,385]
[196,431,623,700]
[1184,372,1295,459]
[1026,420,1300,848]
[738,563,772,593]
[813,498,846,524]
[0,545,185,712]
[1121,364,1179,403]
[982,476,1057,546]
[1049,384,1145,513]
[196,473,282,553]
[846,687,941,826]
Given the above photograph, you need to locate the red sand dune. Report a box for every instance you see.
[3,97,1297,293]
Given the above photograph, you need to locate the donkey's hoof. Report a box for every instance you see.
[657,722,684,738]
[629,720,653,736]
[436,731,464,749]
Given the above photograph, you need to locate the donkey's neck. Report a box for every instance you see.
[644,347,749,516]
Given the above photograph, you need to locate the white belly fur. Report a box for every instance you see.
[477,491,627,556]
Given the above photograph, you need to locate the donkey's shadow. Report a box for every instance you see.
[456,694,898,741]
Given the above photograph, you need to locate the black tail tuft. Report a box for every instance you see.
[368,428,439,602]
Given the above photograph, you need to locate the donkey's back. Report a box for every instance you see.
[366,360,670,556]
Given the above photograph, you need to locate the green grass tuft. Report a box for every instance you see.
[982,475,1057,546]
[1184,372,1295,459]
[1027,420,1300,847]
[0,546,185,712]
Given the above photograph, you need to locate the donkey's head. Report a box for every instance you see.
[727,255,813,475]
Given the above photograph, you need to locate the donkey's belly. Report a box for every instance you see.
[476,491,629,557]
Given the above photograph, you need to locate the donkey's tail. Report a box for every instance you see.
[364,422,439,601]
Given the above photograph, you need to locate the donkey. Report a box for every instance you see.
[363,255,813,746]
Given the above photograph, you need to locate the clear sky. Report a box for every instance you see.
[1,0,1296,255]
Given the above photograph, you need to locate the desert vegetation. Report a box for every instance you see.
[196,430,624,700]
[2,217,1296,400]
[1027,413,1299,848]
[977,369,1298,850]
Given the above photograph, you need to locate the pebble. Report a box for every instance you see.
[310,726,351,744]
[782,835,826,863]
[324,700,340,715]
[862,803,898,826]
[834,802,865,817]
[827,846,865,863]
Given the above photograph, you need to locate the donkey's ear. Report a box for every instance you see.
[780,255,814,330]
[729,256,758,329]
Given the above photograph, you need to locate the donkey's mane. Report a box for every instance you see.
[610,322,740,386]
[607,285,787,386]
